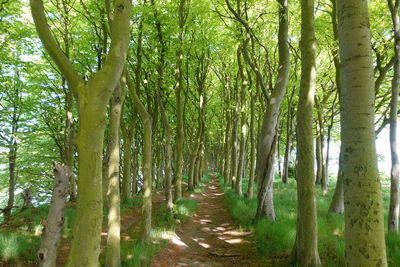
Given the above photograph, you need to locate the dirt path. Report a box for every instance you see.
[152,178,275,267]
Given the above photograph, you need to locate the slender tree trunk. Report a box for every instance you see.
[236,51,246,196]
[283,88,295,184]
[225,0,290,220]
[127,18,153,242]
[174,0,189,202]
[4,140,17,220]
[247,91,256,198]
[388,0,400,234]
[315,135,322,184]
[338,0,387,265]
[121,117,135,201]
[38,163,70,267]
[105,82,124,267]
[223,109,232,185]
[328,150,344,214]
[291,0,321,265]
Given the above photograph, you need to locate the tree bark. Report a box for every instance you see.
[328,150,344,214]
[290,0,321,264]
[337,0,388,265]
[247,89,256,198]
[388,0,400,234]
[105,82,125,267]
[225,0,290,220]
[30,0,131,265]
[174,0,189,202]
[121,116,135,201]
[38,163,70,267]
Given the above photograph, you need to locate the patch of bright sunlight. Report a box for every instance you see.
[0,235,19,260]
[34,224,43,236]
[198,242,211,248]
[223,230,251,237]
[224,238,245,244]
[151,229,188,248]
[332,228,342,237]
[192,237,211,248]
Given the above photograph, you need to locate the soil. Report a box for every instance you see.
[152,178,281,267]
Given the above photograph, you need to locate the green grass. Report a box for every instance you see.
[219,175,399,266]
[0,204,76,263]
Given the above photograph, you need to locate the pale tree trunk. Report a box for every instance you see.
[337,0,387,265]
[328,150,344,214]
[247,89,256,198]
[223,107,232,184]
[38,163,70,267]
[151,0,173,210]
[105,82,125,267]
[291,0,321,265]
[226,0,290,220]
[282,87,295,184]
[128,68,153,242]
[30,1,132,265]
[388,0,400,234]
[236,51,247,196]
[317,102,328,194]
[327,0,344,215]
[174,0,190,202]
[128,18,153,242]
[21,188,33,210]
[121,116,135,201]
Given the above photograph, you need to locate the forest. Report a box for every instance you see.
[0,0,399,266]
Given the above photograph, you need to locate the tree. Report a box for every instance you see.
[291,0,321,265]
[337,0,388,265]
[30,0,132,265]
[387,0,400,234]
[174,0,190,202]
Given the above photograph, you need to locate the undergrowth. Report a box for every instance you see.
[219,175,397,266]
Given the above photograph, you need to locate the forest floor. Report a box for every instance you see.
[56,190,166,266]
[152,177,280,267]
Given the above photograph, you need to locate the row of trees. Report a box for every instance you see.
[0,0,398,266]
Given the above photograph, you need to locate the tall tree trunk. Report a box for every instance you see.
[236,51,247,196]
[223,108,232,185]
[127,18,153,242]
[105,82,125,267]
[174,0,189,202]
[291,0,321,265]
[121,116,135,201]
[283,87,295,184]
[225,0,290,220]
[30,0,132,264]
[247,90,256,198]
[388,0,400,234]
[337,0,387,265]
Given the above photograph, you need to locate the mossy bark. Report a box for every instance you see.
[30,0,131,264]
